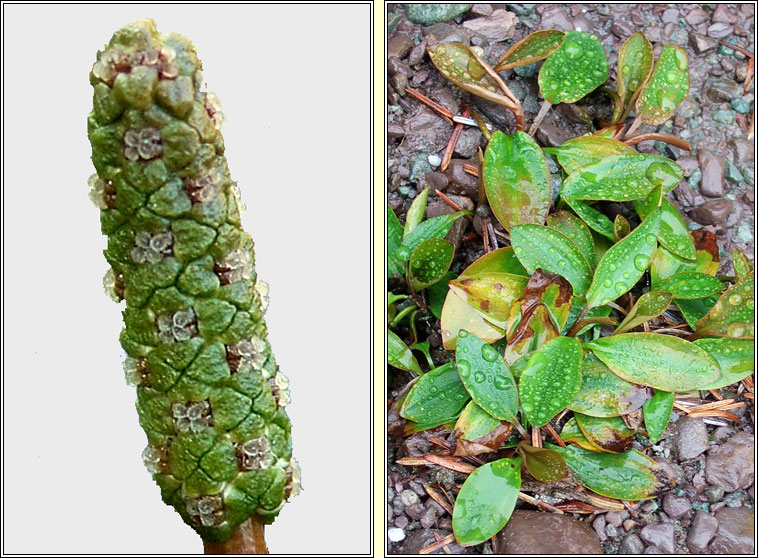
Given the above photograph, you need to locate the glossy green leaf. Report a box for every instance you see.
[613,32,654,124]
[592,229,613,267]
[449,272,529,328]
[694,274,754,339]
[538,31,608,105]
[456,331,519,422]
[440,288,506,350]
[550,136,635,176]
[635,195,695,261]
[584,332,722,391]
[455,400,502,441]
[563,196,615,240]
[428,42,513,109]
[484,131,551,232]
[400,362,470,423]
[613,214,631,242]
[733,247,753,281]
[585,209,660,309]
[676,296,719,330]
[402,210,470,254]
[546,210,595,269]
[517,443,569,482]
[560,417,599,451]
[510,225,593,296]
[551,444,673,500]
[428,271,456,320]
[569,352,651,417]
[651,229,719,284]
[408,238,455,290]
[388,330,423,374]
[403,187,429,240]
[636,44,689,125]
[388,205,406,278]
[574,413,635,453]
[643,389,674,443]
[694,338,755,390]
[519,336,583,427]
[614,291,673,335]
[462,246,529,277]
[494,29,566,71]
[655,272,725,300]
[452,458,522,547]
[562,154,683,202]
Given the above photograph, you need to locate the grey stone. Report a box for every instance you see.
[405,502,424,520]
[620,533,645,554]
[703,484,725,503]
[640,524,675,554]
[723,491,744,508]
[611,20,635,38]
[593,515,608,542]
[419,171,449,194]
[388,56,414,78]
[712,4,738,24]
[710,507,755,554]
[462,9,516,41]
[453,128,482,158]
[705,432,754,492]
[698,150,726,197]
[643,547,664,554]
[401,488,420,507]
[687,510,719,553]
[675,417,710,460]
[498,510,603,554]
[707,79,743,103]
[540,6,574,31]
[470,3,493,17]
[662,8,679,24]
[419,506,437,528]
[713,425,737,443]
[605,510,628,528]
[408,39,427,66]
[427,196,470,218]
[707,22,735,39]
[535,121,570,147]
[663,493,691,519]
[677,97,700,119]
[689,33,718,54]
[689,199,734,225]
[445,159,479,198]
[388,35,415,59]
[405,4,473,26]
[712,109,737,125]
[685,7,710,26]
[394,514,409,529]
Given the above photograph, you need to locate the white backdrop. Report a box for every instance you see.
[2,3,371,554]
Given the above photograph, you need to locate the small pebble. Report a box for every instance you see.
[388,527,405,543]
[427,154,442,168]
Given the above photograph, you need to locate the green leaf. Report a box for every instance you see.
[551,136,635,176]
[408,238,455,290]
[388,205,405,278]
[440,288,506,350]
[428,43,513,109]
[585,209,660,309]
[400,362,470,423]
[388,330,423,374]
[732,247,753,281]
[613,214,631,242]
[569,352,651,417]
[452,457,522,547]
[455,400,503,441]
[643,389,674,443]
[655,272,725,300]
[635,196,696,261]
[563,196,615,240]
[614,291,674,335]
[519,336,583,427]
[462,246,529,277]
[676,296,719,330]
[428,271,456,320]
[694,274,754,339]
[403,187,429,240]
[550,444,673,500]
[694,338,755,390]
[636,44,689,125]
[402,210,470,254]
[517,443,569,482]
[613,32,654,124]
[561,154,683,202]
[484,131,551,232]
[494,29,566,71]
[651,229,719,284]
[560,417,599,451]
[584,332,722,391]
[456,331,519,422]
[510,225,593,296]
[538,31,608,105]
[574,413,635,453]
[449,272,529,328]
[546,210,595,269]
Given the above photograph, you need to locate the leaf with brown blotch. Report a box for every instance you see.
[454,423,513,457]
[449,272,529,328]
[516,442,570,482]
[574,413,636,453]
[506,269,573,339]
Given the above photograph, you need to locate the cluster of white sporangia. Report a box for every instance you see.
[131,230,174,264]
[186,494,225,527]
[184,167,223,204]
[123,127,163,161]
[91,44,178,85]
[156,307,198,343]
[214,248,254,285]
[172,400,212,433]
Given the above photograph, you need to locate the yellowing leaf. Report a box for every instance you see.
[569,353,651,417]
[440,288,505,350]
[693,274,754,340]
[449,272,529,328]
[495,29,566,71]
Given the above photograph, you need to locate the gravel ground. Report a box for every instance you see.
[387,3,754,554]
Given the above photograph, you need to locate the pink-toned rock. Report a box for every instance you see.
[498,510,603,554]
[462,9,516,41]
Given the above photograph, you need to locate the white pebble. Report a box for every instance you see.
[388,528,405,543]
[427,154,442,168]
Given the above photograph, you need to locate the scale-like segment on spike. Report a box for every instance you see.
[538,31,608,105]
[636,44,689,125]
[88,20,298,545]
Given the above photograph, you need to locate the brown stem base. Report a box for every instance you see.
[203,517,268,555]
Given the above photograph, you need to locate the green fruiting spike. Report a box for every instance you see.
[538,31,608,105]
[636,44,689,125]
[87,20,299,544]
